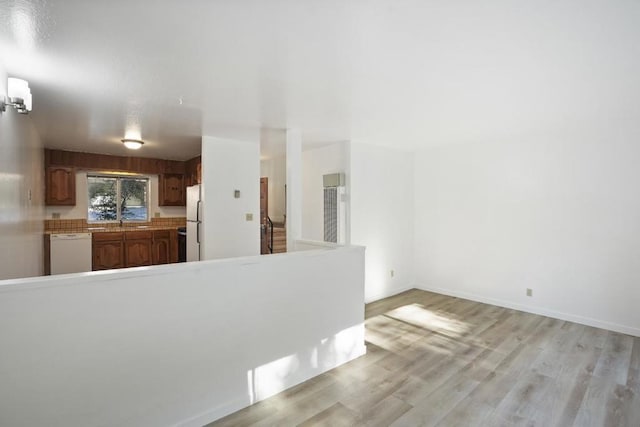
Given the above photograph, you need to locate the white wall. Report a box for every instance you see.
[260,155,286,222]
[201,136,260,259]
[350,142,415,302]
[301,142,348,242]
[44,172,185,220]
[414,136,640,336]
[0,246,366,427]
[0,65,45,280]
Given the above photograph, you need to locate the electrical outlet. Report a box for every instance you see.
[246,213,253,221]
[154,212,161,218]
[526,288,533,297]
[52,213,61,219]
[390,269,395,278]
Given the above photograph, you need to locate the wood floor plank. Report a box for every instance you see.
[573,375,618,427]
[548,370,592,427]
[433,396,495,427]
[297,402,359,427]
[492,371,557,425]
[390,374,480,427]
[208,290,640,427]
[627,336,640,394]
[359,395,412,427]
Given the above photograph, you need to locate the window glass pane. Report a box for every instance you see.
[120,178,148,221]
[88,177,117,221]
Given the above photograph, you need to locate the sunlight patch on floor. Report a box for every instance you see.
[385,303,471,338]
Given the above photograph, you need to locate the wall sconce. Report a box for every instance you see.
[0,78,32,114]
[121,139,144,150]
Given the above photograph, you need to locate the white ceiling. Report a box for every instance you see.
[1,0,639,160]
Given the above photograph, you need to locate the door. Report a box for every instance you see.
[260,177,269,254]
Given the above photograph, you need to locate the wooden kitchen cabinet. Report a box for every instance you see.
[152,230,171,264]
[185,156,201,186]
[92,232,125,270]
[159,173,185,206]
[92,229,177,270]
[45,167,76,205]
[124,231,153,267]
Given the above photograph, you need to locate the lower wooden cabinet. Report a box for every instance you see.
[92,232,125,270]
[152,230,171,265]
[92,229,177,271]
[124,231,153,267]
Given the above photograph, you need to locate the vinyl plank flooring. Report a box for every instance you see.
[208,290,640,427]
[593,331,634,385]
[492,371,556,424]
[360,395,412,427]
[433,396,495,427]
[627,336,640,393]
[390,374,480,427]
[297,402,359,427]
[573,375,621,427]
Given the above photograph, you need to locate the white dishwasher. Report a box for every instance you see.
[50,233,93,274]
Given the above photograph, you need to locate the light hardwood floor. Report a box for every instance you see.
[208,289,640,426]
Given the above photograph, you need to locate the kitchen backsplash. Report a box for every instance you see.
[45,217,186,232]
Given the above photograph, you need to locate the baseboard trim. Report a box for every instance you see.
[178,396,249,427]
[417,284,640,338]
[365,283,415,304]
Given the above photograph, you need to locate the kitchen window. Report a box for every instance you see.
[87,175,149,222]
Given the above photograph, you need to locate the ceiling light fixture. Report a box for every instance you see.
[121,139,144,150]
[1,77,32,114]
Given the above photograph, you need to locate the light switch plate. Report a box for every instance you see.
[234,190,241,198]
[245,213,253,221]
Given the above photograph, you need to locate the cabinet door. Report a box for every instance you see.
[46,167,76,205]
[92,232,125,270]
[93,241,124,270]
[159,174,185,206]
[152,237,171,264]
[125,236,153,267]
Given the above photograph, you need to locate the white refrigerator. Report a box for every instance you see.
[186,184,202,261]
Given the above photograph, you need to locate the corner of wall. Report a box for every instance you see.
[349,141,417,303]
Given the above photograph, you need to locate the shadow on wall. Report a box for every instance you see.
[246,324,364,403]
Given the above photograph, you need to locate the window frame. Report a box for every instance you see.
[87,174,151,224]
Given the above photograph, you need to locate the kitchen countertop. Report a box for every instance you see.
[45,226,183,235]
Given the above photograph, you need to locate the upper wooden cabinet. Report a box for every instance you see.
[45,167,76,205]
[158,173,186,206]
[185,156,201,186]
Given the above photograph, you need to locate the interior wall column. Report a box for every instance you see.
[201,134,260,259]
[286,129,302,249]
